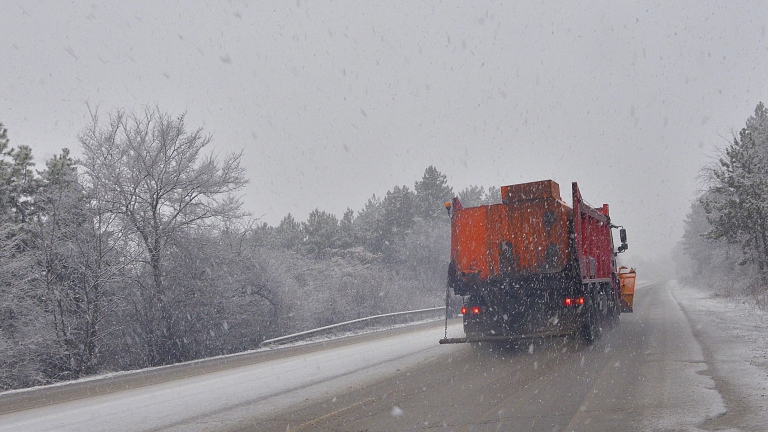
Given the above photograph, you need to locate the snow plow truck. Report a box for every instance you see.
[440,180,632,345]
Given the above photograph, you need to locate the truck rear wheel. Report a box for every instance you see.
[596,289,609,322]
[606,283,621,328]
[582,296,602,344]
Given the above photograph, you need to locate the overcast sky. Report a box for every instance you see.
[3,1,768,261]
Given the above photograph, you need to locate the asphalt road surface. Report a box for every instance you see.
[244,281,722,431]
[0,281,723,431]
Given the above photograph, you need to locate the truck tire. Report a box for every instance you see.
[596,288,609,322]
[582,295,602,344]
[605,283,621,328]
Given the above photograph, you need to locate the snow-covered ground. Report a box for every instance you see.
[0,317,444,404]
[0,322,466,432]
[2,281,767,431]
[671,280,768,431]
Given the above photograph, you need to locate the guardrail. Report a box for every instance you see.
[0,314,451,416]
[259,306,445,347]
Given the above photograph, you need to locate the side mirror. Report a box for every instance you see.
[617,228,628,253]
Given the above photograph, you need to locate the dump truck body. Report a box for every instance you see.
[449,180,572,284]
[445,180,628,343]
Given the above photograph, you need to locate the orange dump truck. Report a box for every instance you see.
[440,180,631,344]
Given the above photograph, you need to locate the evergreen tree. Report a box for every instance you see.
[0,122,12,216]
[338,208,355,249]
[275,213,303,252]
[33,149,119,377]
[0,128,41,223]
[302,209,339,256]
[353,195,384,252]
[702,102,768,297]
[381,185,416,242]
[414,166,453,221]
[0,123,52,390]
[458,185,485,207]
[483,186,502,205]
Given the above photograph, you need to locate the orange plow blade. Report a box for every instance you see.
[619,267,636,312]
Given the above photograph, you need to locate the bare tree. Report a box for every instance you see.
[79,107,248,365]
[32,150,129,377]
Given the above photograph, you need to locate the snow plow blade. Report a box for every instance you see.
[439,331,570,344]
[619,266,636,313]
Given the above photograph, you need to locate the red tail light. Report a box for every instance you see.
[564,297,586,307]
[462,306,481,314]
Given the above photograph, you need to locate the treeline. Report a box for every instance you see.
[681,102,768,306]
[0,107,498,390]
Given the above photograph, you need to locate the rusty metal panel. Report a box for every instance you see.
[501,179,561,204]
[451,187,573,282]
[496,197,572,276]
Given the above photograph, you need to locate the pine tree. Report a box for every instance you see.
[0,123,12,217]
[458,185,485,207]
[338,208,355,249]
[353,195,384,252]
[414,166,453,221]
[0,124,41,224]
[483,186,502,205]
[33,149,120,377]
[302,209,339,256]
[381,185,415,241]
[275,213,303,252]
[702,102,768,299]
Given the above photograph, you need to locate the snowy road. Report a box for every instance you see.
[0,281,750,431]
[253,281,727,431]
[0,321,465,432]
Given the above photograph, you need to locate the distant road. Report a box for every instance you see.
[0,282,726,431]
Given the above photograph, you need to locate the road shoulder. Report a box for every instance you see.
[672,280,768,431]
[0,318,455,416]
